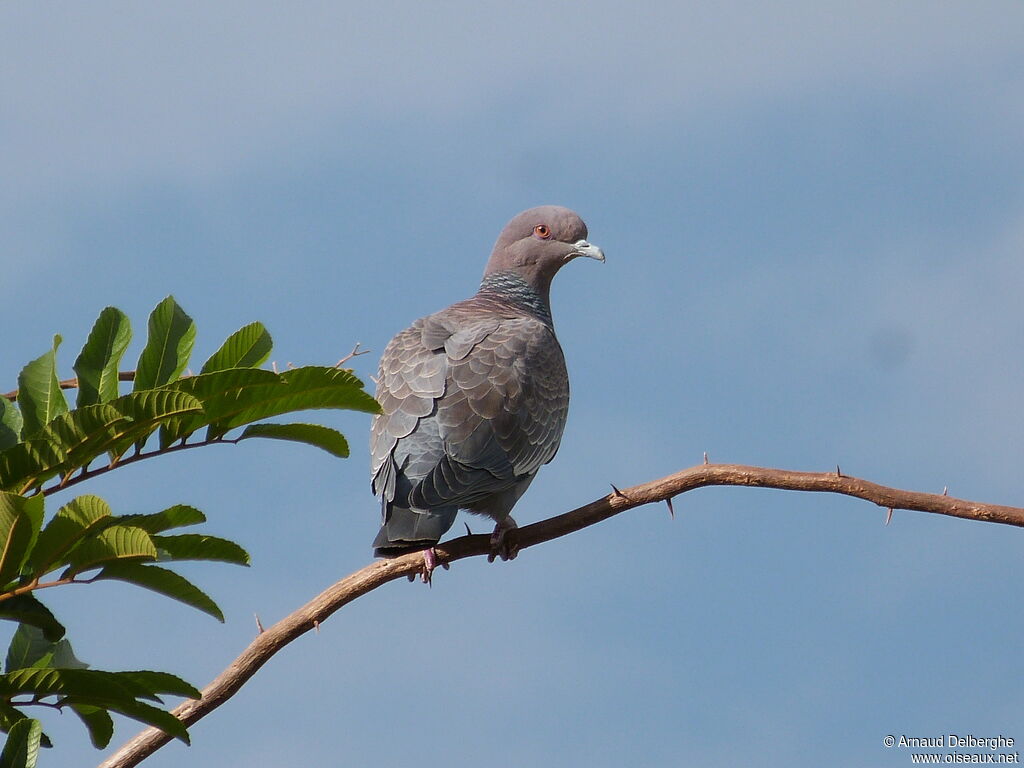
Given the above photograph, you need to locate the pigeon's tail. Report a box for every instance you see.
[372,504,458,557]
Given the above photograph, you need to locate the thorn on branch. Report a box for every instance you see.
[943,486,948,496]
[254,614,265,634]
[885,507,894,525]
[703,451,709,465]
[665,497,676,519]
[312,620,320,634]
[463,522,472,536]
[610,483,628,500]
[836,464,842,477]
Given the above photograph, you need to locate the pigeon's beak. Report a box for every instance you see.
[571,239,605,263]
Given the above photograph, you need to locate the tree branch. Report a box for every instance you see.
[97,462,1024,768]
[2,371,137,401]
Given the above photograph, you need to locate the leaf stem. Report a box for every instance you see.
[0,575,95,603]
[36,436,240,496]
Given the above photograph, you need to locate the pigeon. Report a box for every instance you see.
[369,205,604,579]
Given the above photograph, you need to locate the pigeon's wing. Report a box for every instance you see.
[369,319,447,505]
[408,310,570,511]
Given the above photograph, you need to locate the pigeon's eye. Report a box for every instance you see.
[533,224,552,239]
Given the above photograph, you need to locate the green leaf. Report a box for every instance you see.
[117,670,200,699]
[35,404,131,479]
[0,406,123,493]
[268,365,380,416]
[99,698,190,744]
[0,495,41,588]
[102,389,204,461]
[31,495,112,575]
[0,704,20,728]
[0,391,203,494]
[203,366,379,438]
[166,367,279,398]
[69,704,113,749]
[5,625,48,673]
[113,505,206,534]
[0,704,27,736]
[96,563,224,621]
[152,534,249,566]
[0,708,50,751]
[0,596,64,642]
[0,667,117,699]
[0,512,28,589]
[239,422,350,457]
[63,526,157,576]
[16,335,68,437]
[0,669,197,743]
[133,297,196,391]
[0,399,21,453]
[0,494,43,585]
[50,637,87,670]
[156,368,278,447]
[200,322,273,373]
[0,717,41,768]
[5,626,51,673]
[0,666,197,701]
[4,625,86,674]
[10,498,43,577]
[73,307,132,407]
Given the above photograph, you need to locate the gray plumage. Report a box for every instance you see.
[370,205,604,559]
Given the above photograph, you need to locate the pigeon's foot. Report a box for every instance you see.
[404,547,438,584]
[420,547,438,585]
[488,518,519,562]
[405,547,448,585]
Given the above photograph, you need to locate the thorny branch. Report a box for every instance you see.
[98,461,1024,768]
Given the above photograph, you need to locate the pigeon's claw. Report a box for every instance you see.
[420,547,438,585]
[487,518,519,562]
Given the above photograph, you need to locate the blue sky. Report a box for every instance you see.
[4,2,1024,766]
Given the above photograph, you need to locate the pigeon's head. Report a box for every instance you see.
[485,205,604,287]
